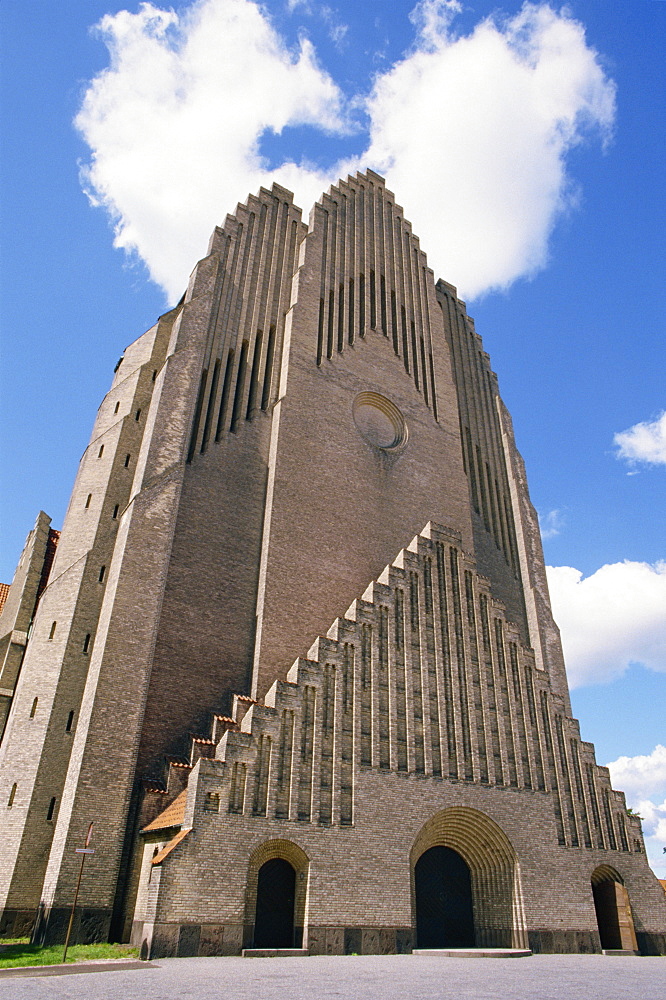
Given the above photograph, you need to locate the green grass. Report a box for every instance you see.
[0,941,139,969]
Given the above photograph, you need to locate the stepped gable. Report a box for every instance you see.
[145,521,641,859]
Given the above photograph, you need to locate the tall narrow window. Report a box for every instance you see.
[370,270,376,329]
[112,504,119,519]
[98,444,104,458]
[261,327,276,410]
[135,409,141,421]
[8,784,16,808]
[359,274,365,337]
[46,797,56,821]
[85,494,92,509]
[83,633,91,653]
[48,621,57,640]
[30,698,38,718]
[215,350,234,440]
[99,565,106,583]
[230,341,248,434]
[201,358,221,452]
[66,711,74,733]
[246,332,263,420]
[152,370,157,382]
[124,454,130,467]
[114,401,120,414]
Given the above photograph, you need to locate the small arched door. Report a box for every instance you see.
[591,870,638,952]
[254,857,296,948]
[415,846,475,948]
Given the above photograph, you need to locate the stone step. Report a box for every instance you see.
[242,948,309,958]
[412,948,532,958]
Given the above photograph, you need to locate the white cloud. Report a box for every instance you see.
[606,746,666,878]
[365,1,615,298]
[614,411,666,467]
[76,0,616,303]
[538,508,563,540]
[546,560,666,689]
[75,0,347,299]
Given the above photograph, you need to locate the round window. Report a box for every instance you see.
[352,392,408,452]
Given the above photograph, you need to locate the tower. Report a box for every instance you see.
[0,171,664,955]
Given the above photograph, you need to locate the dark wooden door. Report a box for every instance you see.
[415,846,475,948]
[254,858,296,948]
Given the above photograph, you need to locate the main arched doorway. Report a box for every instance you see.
[254,857,296,948]
[415,845,475,947]
[411,808,527,949]
[591,866,638,952]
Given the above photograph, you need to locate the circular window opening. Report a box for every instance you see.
[352,392,408,452]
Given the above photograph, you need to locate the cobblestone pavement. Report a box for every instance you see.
[2,954,664,1000]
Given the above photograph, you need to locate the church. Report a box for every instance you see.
[0,170,664,957]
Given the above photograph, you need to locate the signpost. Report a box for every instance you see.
[62,822,94,964]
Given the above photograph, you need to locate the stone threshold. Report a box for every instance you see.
[413,948,532,958]
[601,950,641,957]
[242,948,309,958]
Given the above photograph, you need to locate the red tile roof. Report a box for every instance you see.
[142,789,187,832]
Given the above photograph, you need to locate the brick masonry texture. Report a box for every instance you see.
[0,171,664,954]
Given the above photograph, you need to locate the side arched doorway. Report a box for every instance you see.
[591,866,638,952]
[245,840,310,950]
[254,858,296,948]
[415,846,475,948]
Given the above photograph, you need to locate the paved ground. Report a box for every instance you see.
[1,954,664,1000]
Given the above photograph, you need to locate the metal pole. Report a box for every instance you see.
[62,853,86,964]
[62,822,94,965]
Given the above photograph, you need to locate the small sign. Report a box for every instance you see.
[75,848,95,854]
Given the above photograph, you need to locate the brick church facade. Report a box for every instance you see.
[1,171,664,957]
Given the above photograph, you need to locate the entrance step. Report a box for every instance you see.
[242,949,309,958]
[602,950,640,956]
[413,948,532,958]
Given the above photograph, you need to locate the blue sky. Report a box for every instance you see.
[1,1,664,871]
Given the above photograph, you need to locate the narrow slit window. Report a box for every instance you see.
[246,332,263,420]
[48,621,57,640]
[152,370,157,382]
[98,445,104,458]
[187,369,208,462]
[124,454,130,467]
[83,633,91,653]
[261,327,275,409]
[316,299,324,366]
[401,306,409,373]
[8,784,16,808]
[230,342,248,434]
[112,504,119,519]
[201,357,221,452]
[370,270,376,329]
[30,698,38,718]
[114,401,120,414]
[99,565,106,583]
[410,321,420,389]
[327,289,334,358]
[215,350,234,440]
[46,797,56,821]
[85,494,92,509]
[135,409,141,421]
[348,278,354,346]
[359,274,365,337]
[380,274,387,335]
[337,284,344,352]
[66,711,74,733]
